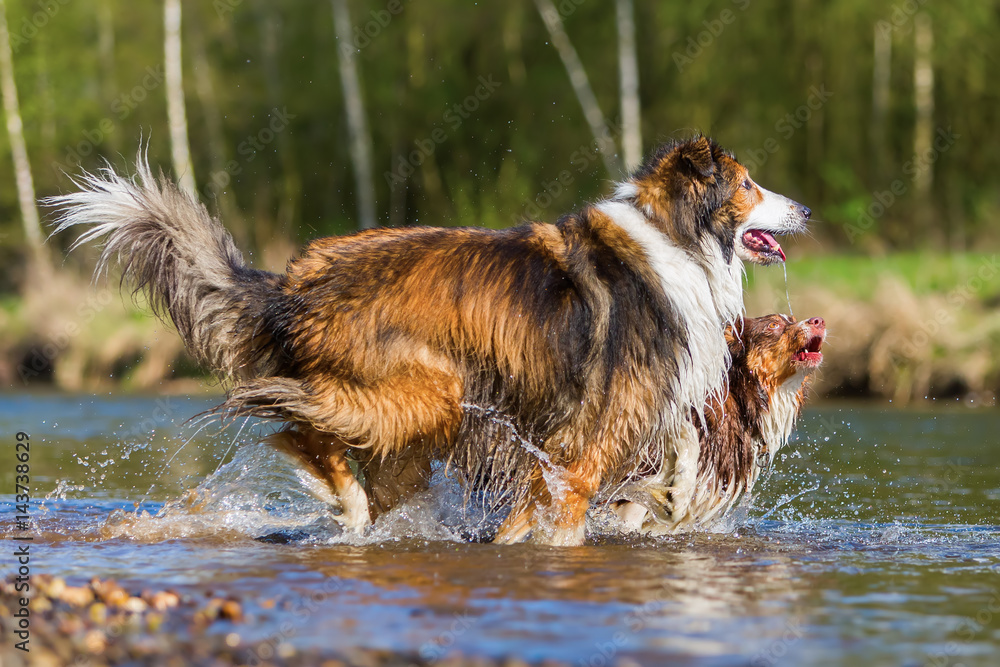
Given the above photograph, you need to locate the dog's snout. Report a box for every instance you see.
[807,316,824,329]
[795,204,811,219]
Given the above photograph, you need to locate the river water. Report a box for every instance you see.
[1,394,998,666]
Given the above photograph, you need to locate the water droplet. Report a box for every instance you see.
[782,263,793,317]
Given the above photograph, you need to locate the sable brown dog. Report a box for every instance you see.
[612,313,826,533]
[49,136,809,545]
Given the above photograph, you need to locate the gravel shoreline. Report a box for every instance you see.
[0,576,600,667]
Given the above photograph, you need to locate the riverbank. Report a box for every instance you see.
[0,575,562,667]
[745,252,1000,404]
[2,252,998,405]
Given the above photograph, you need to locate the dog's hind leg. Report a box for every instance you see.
[229,365,463,529]
[493,459,598,546]
[543,460,599,546]
[266,427,371,532]
[493,508,535,544]
[360,448,434,519]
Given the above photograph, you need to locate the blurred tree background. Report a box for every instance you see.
[3,0,998,265]
[1,0,999,399]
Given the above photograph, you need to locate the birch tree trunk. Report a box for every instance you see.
[616,0,642,171]
[912,12,934,199]
[533,0,619,177]
[871,23,891,179]
[189,22,246,243]
[0,0,47,271]
[35,2,56,156]
[331,0,377,230]
[502,2,526,87]
[255,5,302,241]
[164,0,196,195]
[97,0,119,154]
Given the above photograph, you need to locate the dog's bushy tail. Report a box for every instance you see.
[47,155,287,383]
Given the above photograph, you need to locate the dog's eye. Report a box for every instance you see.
[768,321,781,332]
[742,178,752,191]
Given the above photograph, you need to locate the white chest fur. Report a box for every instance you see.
[760,370,808,463]
[596,200,741,422]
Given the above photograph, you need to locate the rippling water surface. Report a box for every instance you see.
[2,394,999,665]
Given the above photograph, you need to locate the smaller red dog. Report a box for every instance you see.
[612,314,825,532]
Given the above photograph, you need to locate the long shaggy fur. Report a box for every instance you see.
[46,159,288,383]
[612,314,826,533]
[48,138,809,546]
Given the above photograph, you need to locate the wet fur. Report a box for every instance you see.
[613,314,825,533]
[48,137,808,546]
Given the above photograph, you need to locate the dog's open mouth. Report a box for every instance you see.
[793,335,823,366]
[742,230,786,263]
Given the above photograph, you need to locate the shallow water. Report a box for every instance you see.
[2,394,999,665]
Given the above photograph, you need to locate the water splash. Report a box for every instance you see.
[97,440,483,545]
[101,441,346,542]
[77,403,825,545]
[139,417,218,504]
[44,480,86,503]
[754,482,820,521]
[782,262,794,318]
[460,402,575,504]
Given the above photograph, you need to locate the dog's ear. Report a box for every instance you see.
[724,319,746,354]
[678,137,716,179]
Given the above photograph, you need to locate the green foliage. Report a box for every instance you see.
[747,252,1000,300]
[0,0,998,273]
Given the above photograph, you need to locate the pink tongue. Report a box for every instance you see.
[745,230,785,262]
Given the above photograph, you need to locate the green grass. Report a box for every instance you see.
[0,294,21,316]
[745,252,1000,300]
[0,293,30,340]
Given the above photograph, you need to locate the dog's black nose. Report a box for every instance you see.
[800,206,812,219]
